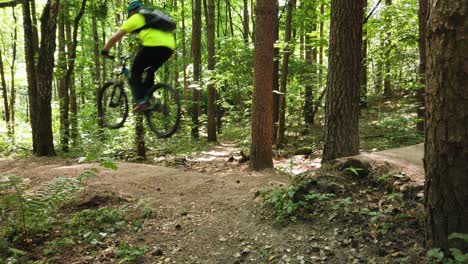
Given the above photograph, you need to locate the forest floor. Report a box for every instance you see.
[0,143,428,264]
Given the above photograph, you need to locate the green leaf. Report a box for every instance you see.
[450,248,468,263]
[427,248,444,261]
[8,247,27,256]
[449,233,468,243]
[100,161,118,170]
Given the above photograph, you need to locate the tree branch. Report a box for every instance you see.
[0,0,20,8]
[363,0,382,24]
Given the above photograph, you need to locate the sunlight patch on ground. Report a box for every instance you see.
[274,156,321,175]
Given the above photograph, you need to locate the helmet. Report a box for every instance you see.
[127,0,143,12]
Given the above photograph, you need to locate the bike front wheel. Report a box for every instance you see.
[98,81,129,129]
[145,83,181,138]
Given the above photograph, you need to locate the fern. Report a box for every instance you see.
[0,174,81,239]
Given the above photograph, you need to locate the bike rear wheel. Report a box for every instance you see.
[145,83,181,138]
[98,81,129,129]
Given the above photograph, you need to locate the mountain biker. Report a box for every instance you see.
[101,0,176,112]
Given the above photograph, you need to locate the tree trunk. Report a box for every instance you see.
[361,0,368,101]
[322,0,363,162]
[243,0,249,43]
[92,9,105,135]
[135,114,146,159]
[304,20,315,126]
[34,0,60,156]
[277,0,296,147]
[272,7,280,144]
[22,0,39,153]
[0,49,10,128]
[416,0,427,132]
[191,0,202,138]
[250,0,278,171]
[206,0,217,142]
[250,0,256,43]
[424,0,468,253]
[57,10,69,151]
[9,7,18,135]
[383,0,392,97]
[318,4,324,90]
[227,0,234,37]
[181,0,189,119]
[67,0,86,145]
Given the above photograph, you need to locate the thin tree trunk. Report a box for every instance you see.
[416,0,427,132]
[242,0,249,43]
[57,10,69,151]
[322,0,364,162]
[92,8,105,135]
[191,0,202,138]
[182,0,189,119]
[22,0,39,153]
[250,0,256,43]
[206,0,217,142]
[304,20,315,125]
[250,0,277,171]
[424,0,468,252]
[226,0,234,37]
[277,0,296,147]
[66,0,87,145]
[135,114,146,159]
[272,12,280,143]
[9,7,18,135]
[383,0,392,97]
[319,4,324,90]
[361,0,368,101]
[0,49,10,128]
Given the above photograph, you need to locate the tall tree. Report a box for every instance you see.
[57,9,69,151]
[272,8,280,143]
[181,0,189,118]
[361,0,368,101]
[424,0,467,252]
[383,0,393,97]
[277,0,296,147]
[242,0,249,43]
[250,0,278,170]
[22,0,60,156]
[416,0,427,132]
[34,0,60,156]
[322,0,364,162]
[0,48,10,133]
[206,0,217,141]
[92,5,104,136]
[9,7,18,134]
[22,0,39,152]
[191,0,202,139]
[66,0,86,145]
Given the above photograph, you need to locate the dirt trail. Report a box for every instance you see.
[0,144,426,263]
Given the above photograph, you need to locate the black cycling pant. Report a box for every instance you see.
[130,46,173,101]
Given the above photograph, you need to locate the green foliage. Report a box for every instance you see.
[426,233,468,264]
[0,175,81,239]
[65,208,128,244]
[116,242,148,263]
[261,183,334,222]
[42,237,76,256]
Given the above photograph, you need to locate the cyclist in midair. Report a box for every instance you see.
[101,0,176,112]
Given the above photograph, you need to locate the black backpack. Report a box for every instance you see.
[134,7,176,33]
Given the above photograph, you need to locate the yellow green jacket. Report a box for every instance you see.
[120,13,176,50]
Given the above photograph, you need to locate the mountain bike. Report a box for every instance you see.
[97,56,181,138]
